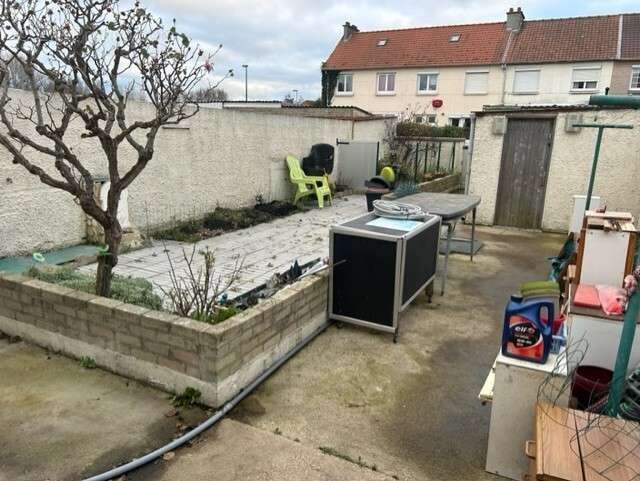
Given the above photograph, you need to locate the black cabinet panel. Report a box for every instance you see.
[402,225,439,304]
[332,233,397,326]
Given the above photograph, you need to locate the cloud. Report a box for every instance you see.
[144,0,640,101]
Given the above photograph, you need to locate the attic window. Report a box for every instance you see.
[449,34,461,42]
[377,39,388,46]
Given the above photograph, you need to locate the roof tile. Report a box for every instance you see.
[621,13,640,59]
[324,22,507,70]
[505,15,619,64]
[323,13,639,70]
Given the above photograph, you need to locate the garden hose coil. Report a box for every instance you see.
[372,200,428,221]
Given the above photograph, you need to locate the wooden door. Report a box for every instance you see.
[494,118,554,229]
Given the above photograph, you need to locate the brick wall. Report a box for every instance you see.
[610,61,637,95]
[0,272,328,407]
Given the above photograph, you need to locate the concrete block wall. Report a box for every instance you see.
[0,272,329,407]
[420,173,462,193]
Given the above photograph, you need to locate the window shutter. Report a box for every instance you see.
[572,68,600,82]
[514,70,539,93]
[465,72,488,94]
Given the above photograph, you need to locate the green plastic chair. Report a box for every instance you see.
[285,155,332,208]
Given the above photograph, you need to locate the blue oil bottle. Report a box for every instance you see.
[501,295,554,364]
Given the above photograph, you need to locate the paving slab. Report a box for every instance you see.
[127,418,394,481]
[0,340,208,481]
[79,196,366,299]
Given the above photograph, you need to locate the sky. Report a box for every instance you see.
[145,0,640,102]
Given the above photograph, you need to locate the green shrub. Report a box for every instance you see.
[191,306,238,325]
[79,356,97,369]
[171,387,202,407]
[396,122,468,139]
[27,267,163,311]
[394,180,422,198]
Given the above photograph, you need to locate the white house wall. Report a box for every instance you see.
[503,61,614,105]
[331,66,504,119]
[469,109,640,231]
[0,89,386,257]
[331,62,618,119]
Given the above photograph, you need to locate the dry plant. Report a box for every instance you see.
[159,244,243,323]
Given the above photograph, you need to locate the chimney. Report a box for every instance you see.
[506,7,524,32]
[342,21,359,41]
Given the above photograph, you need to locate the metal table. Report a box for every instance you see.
[400,193,482,295]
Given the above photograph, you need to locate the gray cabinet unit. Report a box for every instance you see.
[329,212,441,342]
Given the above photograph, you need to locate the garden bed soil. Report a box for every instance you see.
[154,201,300,243]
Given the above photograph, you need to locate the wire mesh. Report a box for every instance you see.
[536,339,640,481]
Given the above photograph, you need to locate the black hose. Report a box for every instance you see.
[83,322,329,481]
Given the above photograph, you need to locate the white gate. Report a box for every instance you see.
[335,140,379,190]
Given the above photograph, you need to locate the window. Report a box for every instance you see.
[464,71,489,95]
[449,34,461,42]
[336,73,353,95]
[377,39,388,47]
[449,117,470,128]
[513,69,540,94]
[417,73,438,93]
[630,66,640,91]
[571,67,600,91]
[415,114,436,125]
[377,72,396,94]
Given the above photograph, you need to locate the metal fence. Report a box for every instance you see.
[384,137,465,183]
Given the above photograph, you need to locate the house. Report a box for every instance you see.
[322,9,640,125]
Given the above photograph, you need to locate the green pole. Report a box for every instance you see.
[584,127,604,210]
[573,123,633,210]
[606,240,640,417]
[569,122,635,416]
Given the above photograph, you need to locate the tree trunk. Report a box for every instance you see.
[96,224,122,298]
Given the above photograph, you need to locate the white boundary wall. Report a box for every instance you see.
[0,89,387,256]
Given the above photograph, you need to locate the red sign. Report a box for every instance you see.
[432,99,443,108]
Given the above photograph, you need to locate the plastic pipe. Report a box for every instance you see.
[584,126,604,210]
[606,240,640,417]
[589,95,640,108]
[83,322,329,481]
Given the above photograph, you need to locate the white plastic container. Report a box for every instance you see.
[570,194,601,234]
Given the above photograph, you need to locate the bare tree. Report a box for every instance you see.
[0,0,231,296]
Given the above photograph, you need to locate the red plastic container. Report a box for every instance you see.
[571,365,613,410]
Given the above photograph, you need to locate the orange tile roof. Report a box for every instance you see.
[324,22,508,70]
[621,14,640,59]
[323,13,640,71]
[505,15,619,64]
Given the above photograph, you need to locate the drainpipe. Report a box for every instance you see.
[465,113,476,194]
[500,31,515,105]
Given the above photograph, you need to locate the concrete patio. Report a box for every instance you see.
[0,212,564,481]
